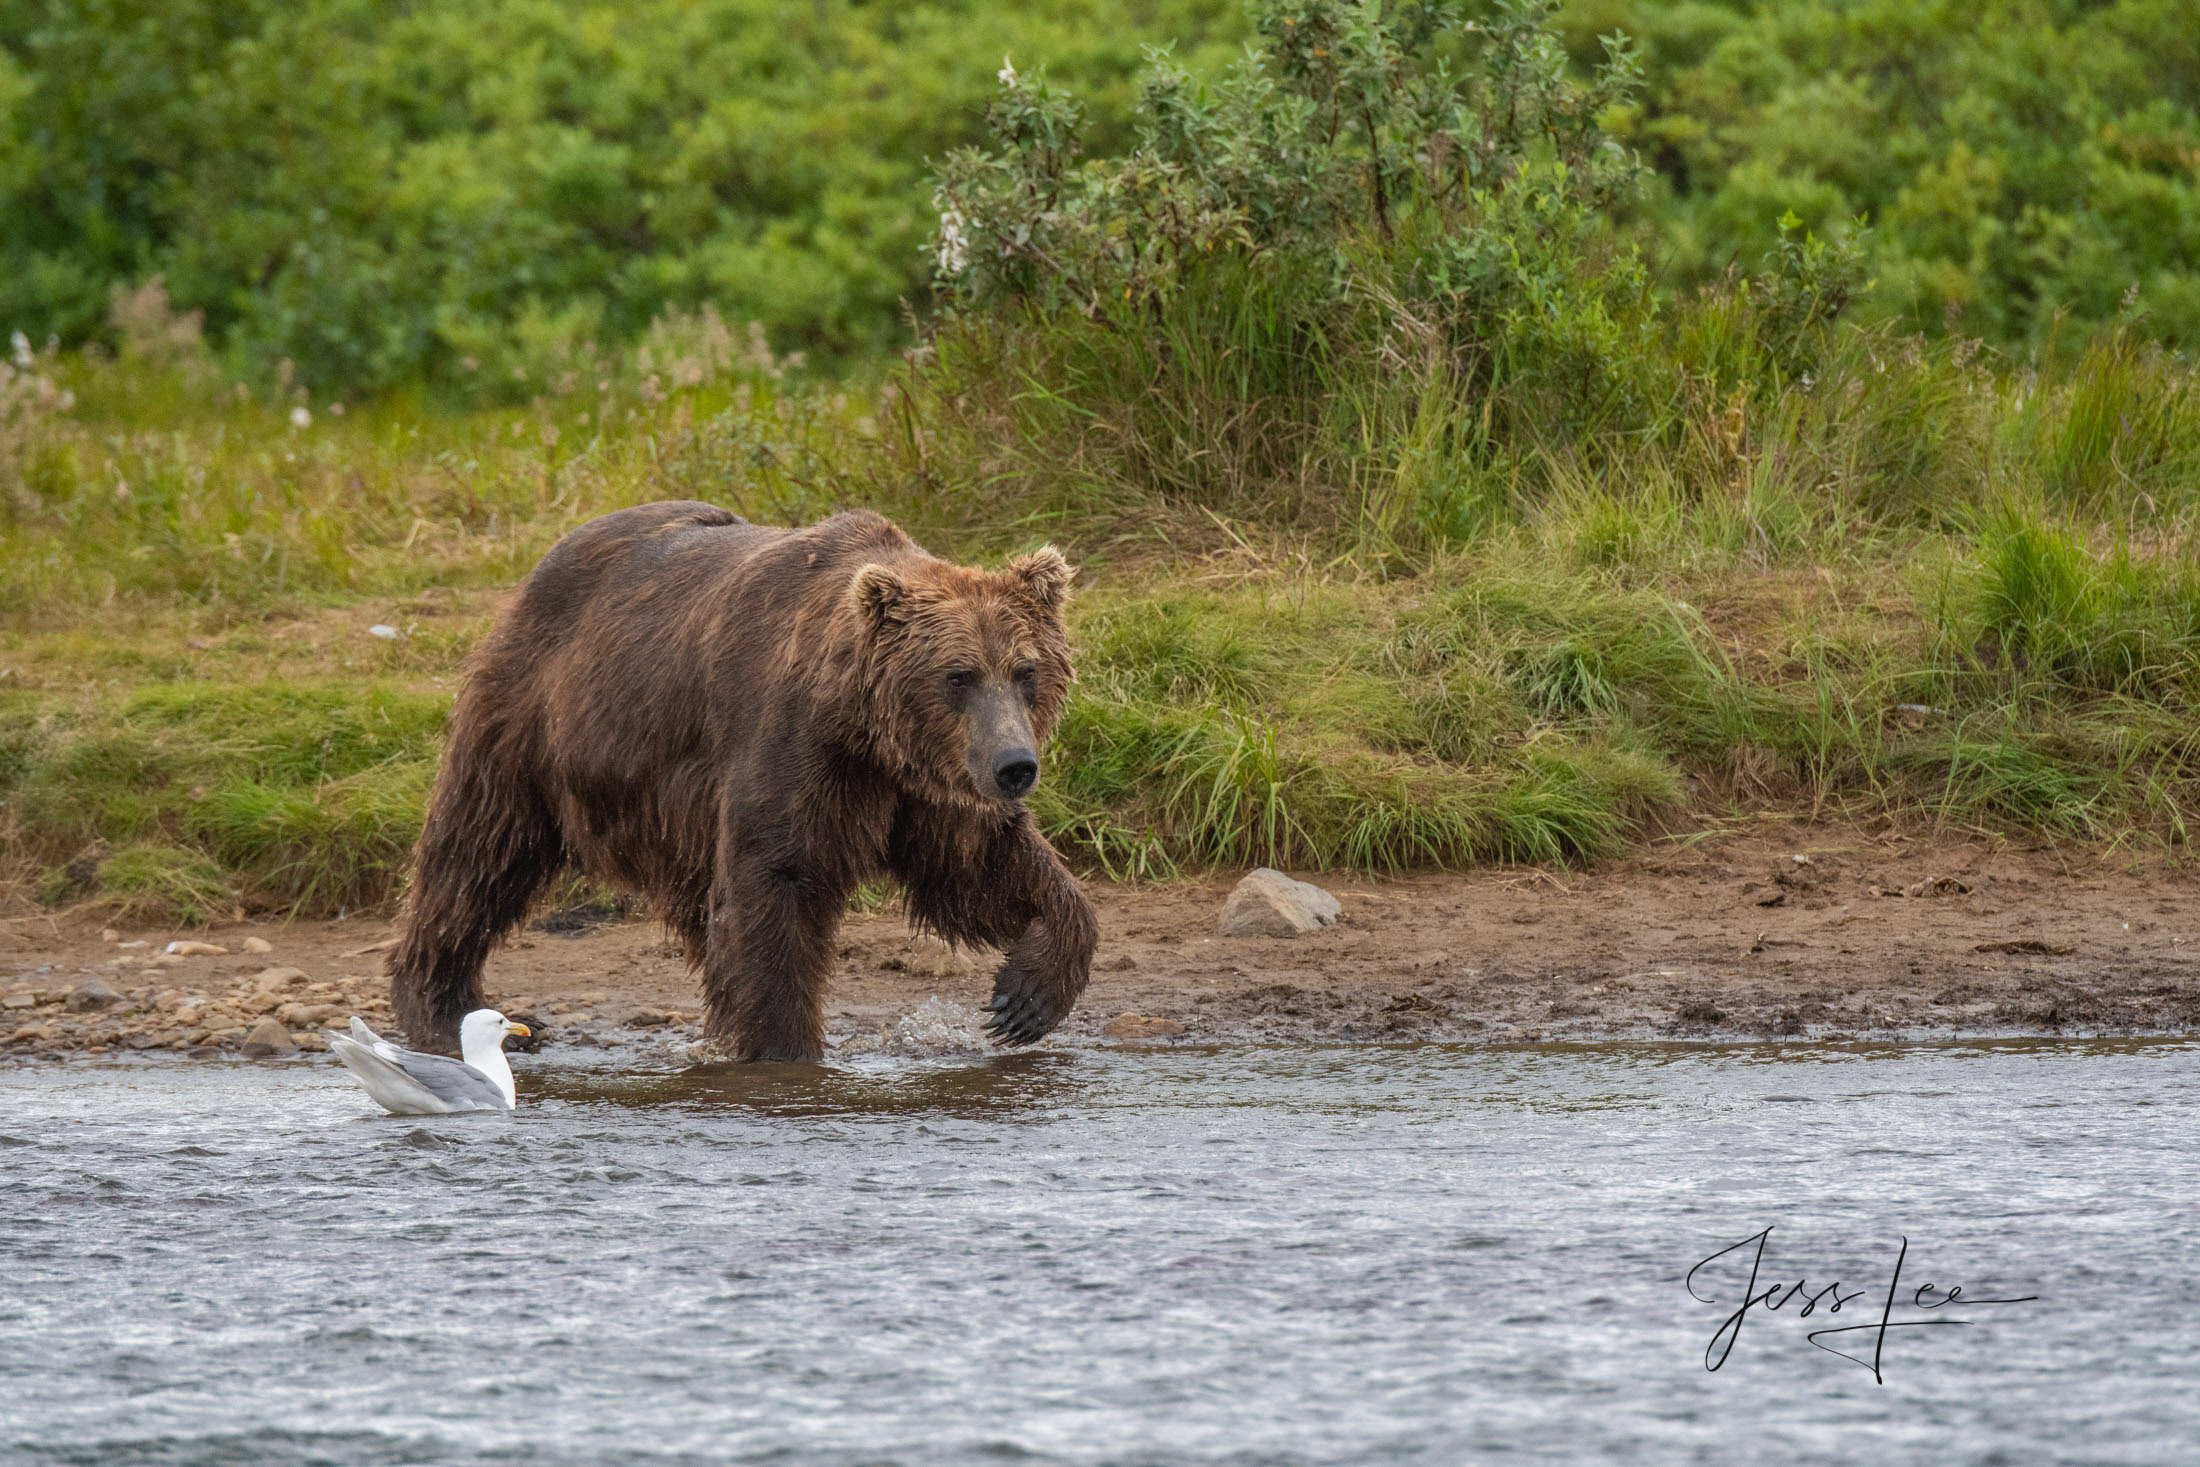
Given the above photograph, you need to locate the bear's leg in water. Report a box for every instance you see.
[389,764,563,1050]
[704,845,851,1062]
[898,814,1097,1046]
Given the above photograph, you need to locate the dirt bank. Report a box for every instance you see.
[4,824,2196,1058]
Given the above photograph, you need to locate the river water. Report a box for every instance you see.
[2,1039,2195,1465]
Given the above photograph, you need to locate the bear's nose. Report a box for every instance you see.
[992,749,1039,799]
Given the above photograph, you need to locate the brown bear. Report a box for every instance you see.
[387,502,1097,1061]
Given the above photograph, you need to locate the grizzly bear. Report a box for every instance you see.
[388,502,1097,1061]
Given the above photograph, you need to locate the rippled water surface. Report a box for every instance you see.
[4,1040,2197,1465]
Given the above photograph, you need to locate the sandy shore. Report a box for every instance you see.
[4,823,2196,1058]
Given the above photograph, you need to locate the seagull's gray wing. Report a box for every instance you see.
[386,1050,511,1111]
[329,1032,509,1114]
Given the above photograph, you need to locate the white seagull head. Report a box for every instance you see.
[459,1008,532,1050]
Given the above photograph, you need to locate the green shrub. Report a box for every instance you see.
[10,0,2200,387]
[0,0,1248,391]
[915,0,1661,532]
[1579,0,2200,353]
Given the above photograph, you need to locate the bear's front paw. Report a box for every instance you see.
[982,990,1065,1046]
[983,957,1073,1047]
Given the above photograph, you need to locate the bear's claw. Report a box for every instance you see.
[983,991,1057,1046]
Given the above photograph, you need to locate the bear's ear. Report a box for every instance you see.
[1006,545,1075,614]
[850,563,908,631]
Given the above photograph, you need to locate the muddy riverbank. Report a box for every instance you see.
[4,824,2195,1057]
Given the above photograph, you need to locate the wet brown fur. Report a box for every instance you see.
[388,502,1096,1060]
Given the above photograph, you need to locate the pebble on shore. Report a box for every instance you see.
[2,960,399,1057]
[3,950,705,1059]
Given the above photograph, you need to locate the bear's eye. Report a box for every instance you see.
[943,669,975,695]
[1013,663,1038,694]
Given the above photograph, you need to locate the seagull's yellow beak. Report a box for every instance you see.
[506,1021,531,1037]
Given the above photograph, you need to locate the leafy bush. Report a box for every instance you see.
[8,0,2199,391]
[1573,0,2200,351]
[0,0,1245,392]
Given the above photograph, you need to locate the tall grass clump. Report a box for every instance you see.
[2006,328,2200,518]
[1855,505,2200,837]
[1035,691,1660,876]
[1939,507,2200,704]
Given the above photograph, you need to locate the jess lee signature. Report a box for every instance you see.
[1687,1226,2037,1382]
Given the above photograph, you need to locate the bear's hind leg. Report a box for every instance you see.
[657,877,711,967]
[389,774,563,1050]
[704,848,849,1063]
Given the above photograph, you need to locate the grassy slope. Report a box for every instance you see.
[4,316,2195,925]
[4,8,2195,925]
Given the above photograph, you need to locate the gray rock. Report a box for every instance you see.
[249,966,308,994]
[240,1016,298,1057]
[275,1001,346,1027]
[1217,868,1342,938]
[65,979,123,1012]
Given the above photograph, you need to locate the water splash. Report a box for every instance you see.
[836,996,991,1058]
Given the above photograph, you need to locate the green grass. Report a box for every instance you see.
[6,345,2198,926]
[4,682,445,920]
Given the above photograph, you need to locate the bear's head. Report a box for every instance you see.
[841,546,1076,810]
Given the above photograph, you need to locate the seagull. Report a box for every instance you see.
[329,1009,531,1115]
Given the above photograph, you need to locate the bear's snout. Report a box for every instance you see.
[992,748,1039,799]
[964,682,1042,803]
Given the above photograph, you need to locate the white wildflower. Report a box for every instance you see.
[9,331,29,369]
[998,55,1017,86]
[290,404,312,429]
[936,208,970,276]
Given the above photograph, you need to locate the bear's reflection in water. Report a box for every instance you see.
[530,1050,1085,1119]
